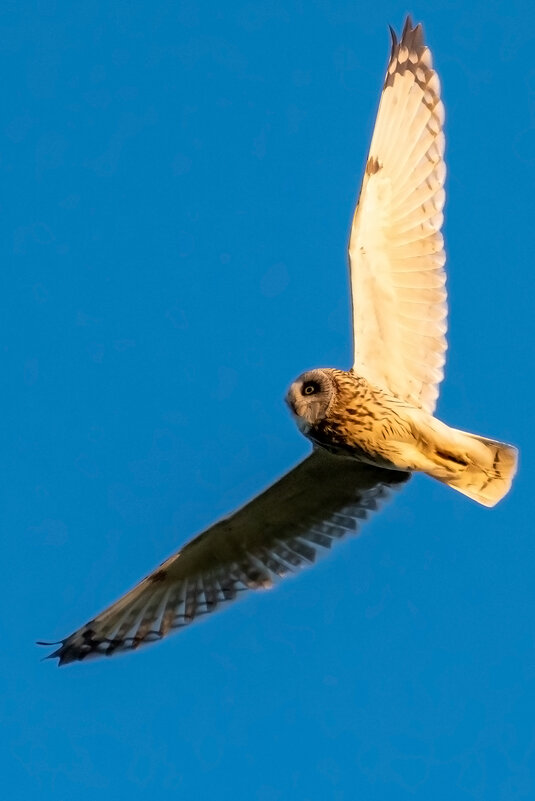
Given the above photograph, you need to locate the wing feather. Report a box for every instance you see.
[349,17,447,413]
[44,451,408,664]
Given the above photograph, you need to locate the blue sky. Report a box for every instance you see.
[4,0,534,799]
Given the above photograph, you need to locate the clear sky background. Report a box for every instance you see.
[4,1,534,799]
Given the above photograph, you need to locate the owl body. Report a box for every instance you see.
[286,367,517,506]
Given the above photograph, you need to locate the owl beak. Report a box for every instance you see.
[285,390,297,416]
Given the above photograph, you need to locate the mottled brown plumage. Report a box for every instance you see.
[42,17,517,666]
[286,368,517,505]
[287,368,411,467]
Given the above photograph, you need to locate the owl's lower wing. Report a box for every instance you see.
[43,451,409,664]
[349,17,447,414]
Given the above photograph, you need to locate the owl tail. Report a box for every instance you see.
[427,426,518,507]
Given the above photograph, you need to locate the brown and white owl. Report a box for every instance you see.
[41,17,517,665]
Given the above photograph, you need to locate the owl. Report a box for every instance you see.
[41,17,517,665]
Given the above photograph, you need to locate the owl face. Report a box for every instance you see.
[285,369,336,433]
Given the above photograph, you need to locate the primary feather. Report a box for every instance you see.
[44,452,407,664]
[349,17,447,413]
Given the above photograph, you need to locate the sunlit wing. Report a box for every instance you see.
[349,17,447,413]
[43,451,408,664]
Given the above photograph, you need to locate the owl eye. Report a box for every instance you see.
[302,381,320,396]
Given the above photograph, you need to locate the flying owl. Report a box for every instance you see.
[42,17,517,665]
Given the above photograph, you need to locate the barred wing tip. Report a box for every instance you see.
[389,16,423,54]
[350,16,448,414]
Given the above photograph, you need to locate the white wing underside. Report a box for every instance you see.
[45,451,408,664]
[349,19,447,413]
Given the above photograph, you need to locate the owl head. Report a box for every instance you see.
[285,369,336,433]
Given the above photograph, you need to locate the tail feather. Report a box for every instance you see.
[432,429,518,507]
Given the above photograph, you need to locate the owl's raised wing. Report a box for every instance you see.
[43,451,408,664]
[349,17,447,413]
